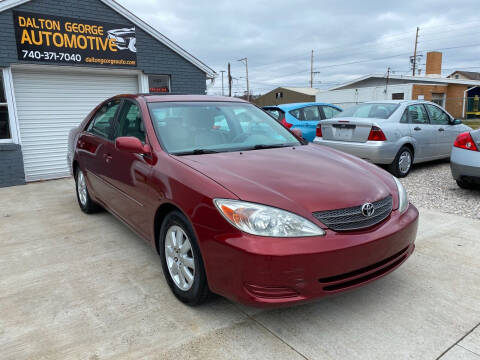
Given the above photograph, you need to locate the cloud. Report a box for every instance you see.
[117,0,480,95]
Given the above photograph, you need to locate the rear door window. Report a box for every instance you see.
[407,105,429,124]
[302,106,321,121]
[289,108,304,120]
[87,99,121,140]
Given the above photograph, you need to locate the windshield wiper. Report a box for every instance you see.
[173,149,219,156]
[252,143,294,150]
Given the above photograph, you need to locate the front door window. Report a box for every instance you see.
[87,99,122,140]
[115,101,146,143]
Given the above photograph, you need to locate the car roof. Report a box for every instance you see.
[363,100,437,106]
[115,94,249,103]
[264,102,340,110]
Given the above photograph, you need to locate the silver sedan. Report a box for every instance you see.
[313,100,471,177]
[451,129,480,189]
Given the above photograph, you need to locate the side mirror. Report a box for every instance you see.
[452,119,462,125]
[291,128,303,139]
[115,136,150,155]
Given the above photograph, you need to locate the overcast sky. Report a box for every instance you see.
[118,0,480,96]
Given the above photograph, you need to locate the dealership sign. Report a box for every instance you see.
[13,11,137,67]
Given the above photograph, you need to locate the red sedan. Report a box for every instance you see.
[68,94,418,307]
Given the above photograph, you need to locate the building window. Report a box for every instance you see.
[455,74,459,79]
[148,75,170,93]
[431,93,446,108]
[392,93,404,100]
[0,72,11,140]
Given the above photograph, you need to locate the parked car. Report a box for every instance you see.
[450,129,480,189]
[68,94,418,307]
[263,102,342,142]
[313,100,471,177]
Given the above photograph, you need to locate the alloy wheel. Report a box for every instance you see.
[77,170,88,206]
[398,151,412,175]
[165,225,195,291]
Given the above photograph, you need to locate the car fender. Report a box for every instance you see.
[395,136,418,158]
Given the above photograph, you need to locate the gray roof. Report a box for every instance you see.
[448,71,480,81]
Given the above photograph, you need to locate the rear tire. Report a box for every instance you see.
[456,179,476,189]
[75,168,101,214]
[159,211,210,306]
[389,147,413,178]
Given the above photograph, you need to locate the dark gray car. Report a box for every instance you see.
[314,100,471,177]
[451,129,480,189]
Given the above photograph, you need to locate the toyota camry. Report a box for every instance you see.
[68,94,418,307]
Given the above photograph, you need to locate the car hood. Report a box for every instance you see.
[174,144,397,218]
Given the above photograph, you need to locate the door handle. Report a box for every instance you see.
[438,128,445,132]
[414,127,422,131]
[103,153,113,163]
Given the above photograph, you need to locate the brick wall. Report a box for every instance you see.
[412,84,467,119]
[411,84,447,101]
[0,144,25,187]
[446,84,468,119]
[0,0,207,94]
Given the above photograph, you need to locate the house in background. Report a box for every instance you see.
[317,52,480,119]
[447,70,480,81]
[254,87,318,107]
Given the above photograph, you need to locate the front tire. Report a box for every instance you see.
[389,146,413,178]
[159,211,210,305]
[75,168,101,214]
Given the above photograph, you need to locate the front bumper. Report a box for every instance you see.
[313,137,398,164]
[450,147,480,181]
[203,204,419,307]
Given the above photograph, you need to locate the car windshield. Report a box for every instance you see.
[148,102,301,155]
[335,103,398,119]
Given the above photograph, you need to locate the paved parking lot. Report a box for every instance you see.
[1,177,480,360]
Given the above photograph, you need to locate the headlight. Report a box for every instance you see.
[213,199,326,237]
[393,177,409,214]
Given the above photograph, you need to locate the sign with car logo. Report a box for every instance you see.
[13,11,137,67]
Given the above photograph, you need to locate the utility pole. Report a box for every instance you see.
[309,50,320,87]
[220,70,226,96]
[310,50,314,88]
[227,62,232,97]
[412,27,419,76]
[237,57,249,101]
[385,67,391,99]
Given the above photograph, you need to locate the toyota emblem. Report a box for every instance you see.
[361,203,375,217]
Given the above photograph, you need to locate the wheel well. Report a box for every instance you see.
[402,143,414,158]
[72,160,79,177]
[153,203,182,254]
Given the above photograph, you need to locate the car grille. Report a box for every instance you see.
[312,195,393,231]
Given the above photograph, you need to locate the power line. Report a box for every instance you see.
[245,21,480,73]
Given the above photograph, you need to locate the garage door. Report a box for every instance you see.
[12,68,139,181]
